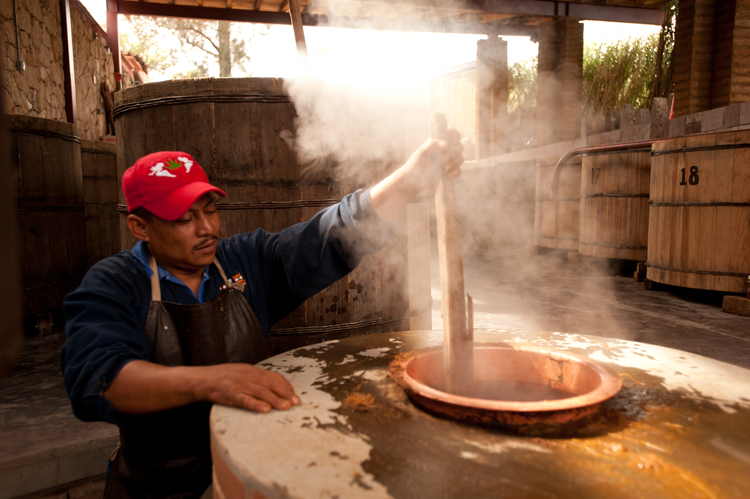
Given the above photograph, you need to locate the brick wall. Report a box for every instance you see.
[673,0,716,116]
[729,0,750,104]
[536,18,583,146]
[673,0,750,115]
[710,0,736,108]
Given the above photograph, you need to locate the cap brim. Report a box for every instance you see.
[142,182,226,221]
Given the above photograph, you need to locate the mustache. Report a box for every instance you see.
[193,236,219,251]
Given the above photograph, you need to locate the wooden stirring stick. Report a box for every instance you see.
[430,112,474,395]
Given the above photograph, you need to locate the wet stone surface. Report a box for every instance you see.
[211,330,750,499]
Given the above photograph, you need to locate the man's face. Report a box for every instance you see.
[142,194,221,273]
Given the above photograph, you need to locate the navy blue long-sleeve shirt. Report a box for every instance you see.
[62,190,390,425]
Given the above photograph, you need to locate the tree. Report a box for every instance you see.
[119,17,173,75]
[120,16,268,78]
[508,56,537,113]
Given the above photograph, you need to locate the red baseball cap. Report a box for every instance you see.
[122,151,226,221]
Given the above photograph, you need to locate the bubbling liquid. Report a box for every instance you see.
[449,379,577,402]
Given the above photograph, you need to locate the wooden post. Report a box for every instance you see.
[59,0,77,124]
[106,0,121,90]
[536,18,583,146]
[288,0,310,77]
[620,104,635,128]
[650,97,669,139]
[476,36,508,159]
[430,113,472,395]
[407,200,432,331]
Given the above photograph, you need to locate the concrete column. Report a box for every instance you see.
[673,0,716,116]
[535,18,583,147]
[476,36,508,159]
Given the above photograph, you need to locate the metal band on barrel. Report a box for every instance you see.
[649,201,750,207]
[269,301,434,336]
[645,262,749,278]
[16,205,85,211]
[81,147,117,156]
[580,241,647,250]
[10,127,81,144]
[581,193,649,199]
[113,93,293,118]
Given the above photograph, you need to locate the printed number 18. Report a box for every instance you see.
[680,166,700,186]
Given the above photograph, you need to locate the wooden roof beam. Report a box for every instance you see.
[112,0,537,35]
[361,0,665,25]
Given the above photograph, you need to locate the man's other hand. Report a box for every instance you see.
[199,363,300,413]
[104,360,300,415]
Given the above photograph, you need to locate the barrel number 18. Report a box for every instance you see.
[680,166,700,186]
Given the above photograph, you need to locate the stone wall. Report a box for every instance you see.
[71,2,116,140]
[1,0,67,121]
[1,0,116,140]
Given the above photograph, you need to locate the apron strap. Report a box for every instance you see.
[213,258,245,293]
[148,253,161,302]
[148,253,244,300]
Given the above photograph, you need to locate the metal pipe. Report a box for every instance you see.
[12,0,24,71]
[550,139,658,200]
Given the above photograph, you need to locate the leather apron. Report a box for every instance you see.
[105,256,270,499]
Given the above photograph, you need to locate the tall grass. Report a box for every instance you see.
[582,0,677,117]
[582,36,659,117]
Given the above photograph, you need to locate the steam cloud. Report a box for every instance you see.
[282,2,632,350]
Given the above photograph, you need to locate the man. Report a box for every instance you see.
[62,133,463,498]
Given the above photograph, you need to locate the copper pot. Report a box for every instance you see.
[390,344,622,427]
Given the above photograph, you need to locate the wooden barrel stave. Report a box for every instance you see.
[10,115,87,317]
[534,157,581,250]
[647,132,750,292]
[81,139,120,266]
[580,150,650,261]
[114,78,422,354]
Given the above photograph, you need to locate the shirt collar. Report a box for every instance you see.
[132,241,211,302]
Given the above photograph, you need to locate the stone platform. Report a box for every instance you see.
[211,330,750,499]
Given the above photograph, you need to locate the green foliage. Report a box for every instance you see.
[582,36,658,117]
[650,0,678,105]
[582,0,677,118]
[120,16,268,79]
[119,17,173,74]
[171,65,210,80]
[508,57,537,113]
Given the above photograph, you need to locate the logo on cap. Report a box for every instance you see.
[149,156,194,178]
